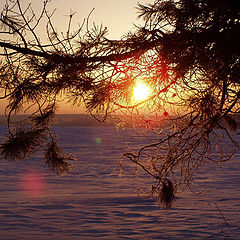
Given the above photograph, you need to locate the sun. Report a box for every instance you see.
[133,80,151,102]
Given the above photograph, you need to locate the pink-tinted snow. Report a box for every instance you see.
[0,126,239,239]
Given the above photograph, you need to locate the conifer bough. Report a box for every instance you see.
[0,0,239,208]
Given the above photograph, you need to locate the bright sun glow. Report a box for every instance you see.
[133,80,151,102]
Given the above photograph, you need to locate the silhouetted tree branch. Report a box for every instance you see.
[0,0,239,208]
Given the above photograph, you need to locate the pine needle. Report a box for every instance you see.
[44,140,76,175]
[0,128,46,161]
[158,179,176,209]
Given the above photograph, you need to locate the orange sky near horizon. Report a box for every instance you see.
[0,0,150,114]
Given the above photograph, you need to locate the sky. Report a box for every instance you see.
[46,0,147,113]
[46,0,146,39]
[0,0,150,114]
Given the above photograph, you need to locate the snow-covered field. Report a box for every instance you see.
[0,126,239,240]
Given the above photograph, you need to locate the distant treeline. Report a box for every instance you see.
[0,114,239,129]
[0,114,113,127]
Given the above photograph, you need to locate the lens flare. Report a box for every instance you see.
[19,170,46,197]
[94,137,102,144]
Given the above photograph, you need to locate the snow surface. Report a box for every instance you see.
[0,126,239,239]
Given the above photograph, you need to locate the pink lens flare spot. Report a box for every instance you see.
[19,170,46,197]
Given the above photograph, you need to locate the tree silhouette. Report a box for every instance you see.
[0,0,239,208]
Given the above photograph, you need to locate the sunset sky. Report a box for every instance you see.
[0,0,146,39]
[0,0,149,114]
[50,0,147,113]
[48,0,146,39]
